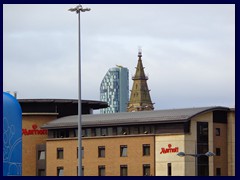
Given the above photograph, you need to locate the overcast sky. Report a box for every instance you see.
[3,4,235,112]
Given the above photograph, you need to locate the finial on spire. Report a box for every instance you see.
[138,46,142,57]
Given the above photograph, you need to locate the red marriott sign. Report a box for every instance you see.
[160,144,179,154]
[22,124,48,136]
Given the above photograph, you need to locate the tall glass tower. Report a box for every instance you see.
[100,65,129,114]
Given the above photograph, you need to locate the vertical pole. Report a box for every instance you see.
[78,10,82,176]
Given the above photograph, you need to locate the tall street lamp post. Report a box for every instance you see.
[177,151,215,176]
[68,4,91,176]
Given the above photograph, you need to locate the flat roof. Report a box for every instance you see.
[19,98,109,118]
[41,106,230,129]
[18,99,108,109]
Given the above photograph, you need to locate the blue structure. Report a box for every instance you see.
[3,92,22,176]
[100,65,129,114]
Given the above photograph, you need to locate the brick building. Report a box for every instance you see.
[21,102,235,176]
[20,99,108,176]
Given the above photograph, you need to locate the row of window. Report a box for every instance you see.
[215,127,222,176]
[48,125,153,139]
[37,146,221,161]
[56,164,151,176]
[48,126,222,139]
[53,144,150,160]
[38,165,222,176]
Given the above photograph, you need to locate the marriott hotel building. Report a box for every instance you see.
[20,99,235,176]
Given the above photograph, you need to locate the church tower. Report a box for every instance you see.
[127,49,154,112]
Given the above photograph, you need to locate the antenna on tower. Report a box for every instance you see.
[138,46,142,57]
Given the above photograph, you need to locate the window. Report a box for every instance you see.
[197,122,208,143]
[216,148,221,156]
[167,163,172,176]
[98,146,105,158]
[59,130,65,138]
[82,128,94,137]
[120,145,127,157]
[82,129,86,137]
[117,127,129,135]
[130,126,139,134]
[38,169,45,176]
[57,167,64,176]
[143,164,150,176]
[120,165,128,176]
[77,166,84,176]
[48,130,54,138]
[82,147,84,158]
[216,168,221,176]
[38,150,45,160]
[69,129,76,137]
[74,129,78,137]
[57,148,63,159]
[65,129,69,137]
[77,147,84,159]
[77,147,78,158]
[197,122,209,176]
[85,128,91,137]
[52,130,56,138]
[95,128,101,136]
[98,165,105,176]
[198,144,208,154]
[102,128,107,136]
[143,144,150,156]
[144,126,151,134]
[112,127,117,135]
[108,127,113,135]
[122,127,129,135]
[139,126,151,134]
[216,128,220,136]
[57,129,69,138]
[117,127,123,135]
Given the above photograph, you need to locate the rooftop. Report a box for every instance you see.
[41,106,230,129]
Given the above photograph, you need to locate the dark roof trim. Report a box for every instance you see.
[19,99,108,111]
[18,99,77,103]
[18,98,107,105]
[42,119,189,130]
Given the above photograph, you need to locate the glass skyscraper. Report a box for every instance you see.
[100,65,129,114]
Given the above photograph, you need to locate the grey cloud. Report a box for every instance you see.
[3,4,235,110]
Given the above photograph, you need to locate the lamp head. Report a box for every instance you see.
[177,152,186,157]
[205,152,215,157]
[68,5,90,13]
[83,8,91,12]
